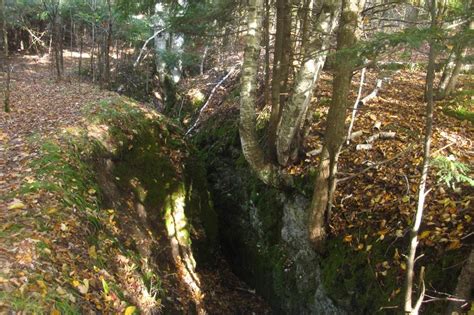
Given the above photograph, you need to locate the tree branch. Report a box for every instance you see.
[133,28,167,68]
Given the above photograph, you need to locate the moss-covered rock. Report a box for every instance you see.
[194,111,342,314]
[193,110,467,315]
[87,98,218,261]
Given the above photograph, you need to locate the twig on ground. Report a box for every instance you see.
[338,143,415,182]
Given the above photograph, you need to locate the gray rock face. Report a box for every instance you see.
[195,114,346,314]
[281,195,345,315]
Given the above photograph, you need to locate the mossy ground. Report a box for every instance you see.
[441,89,474,124]
[1,96,217,313]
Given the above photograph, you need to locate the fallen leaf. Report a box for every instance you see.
[419,230,430,240]
[124,306,136,315]
[343,235,353,242]
[60,223,68,231]
[88,245,97,259]
[77,279,89,295]
[8,199,26,210]
[447,240,461,250]
[400,262,407,270]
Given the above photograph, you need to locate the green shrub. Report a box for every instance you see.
[431,155,474,189]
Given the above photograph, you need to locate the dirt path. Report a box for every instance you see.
[1,56,116,292]
[0,55,114,196]
[0,55,269,313]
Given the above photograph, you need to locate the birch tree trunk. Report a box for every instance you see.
[240,0,278,186]
[308,0,365,249]
[154,2,168,82]
[275,0,339,166]
[438,37,466,99]
[404,1,437,313]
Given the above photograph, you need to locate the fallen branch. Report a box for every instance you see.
[356,143,373,151]
[23,27,48,48]
[373,121,381,130]
[186,64,241,136]
[338,143,414,182]
[347,66,367,144]
[133,28,167,68]
[307,130,364,156]
[366,131,396,143]
[360,79,382,106]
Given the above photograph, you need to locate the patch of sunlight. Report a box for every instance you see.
[165,185,205,314]
[61,126,82,137]
[121,99,142,109]
[23,54,50,65]
[87,124,109,139]
[113,254,160,312]
[62,49,91,59]
[438,130,471,148]
[129,178,148,203]
[86,124,116,152]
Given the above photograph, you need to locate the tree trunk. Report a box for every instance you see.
[104,0,112,87]
[404,1,437,313]
[78,26,83,77]
[308,0,365,249]
[276,0,339,166]
[438,43,466,99]
[240,0,279,186]
[441,47,466,98]
[3,63,10,112]
[91,23,95,82]
[267,0,288,157]
[263,0,271,106]
[1,0,7,58]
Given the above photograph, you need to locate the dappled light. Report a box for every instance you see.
[1,0,472,314]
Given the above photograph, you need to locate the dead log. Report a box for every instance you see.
[186,64,241,135]
[307,130,364,156]
[360,79,383,106]
[356,143,373,150]
[366,131,396,143]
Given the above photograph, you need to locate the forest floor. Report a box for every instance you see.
[191,60,473,302]
[0,55,269,313]
[0,52,472,313]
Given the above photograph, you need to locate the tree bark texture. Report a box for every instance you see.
[308,0,365,249]
[404,1,437,313]
[267,0,290,158]
[240,0,278,186]
[276,0,339,166]
[445,249,474,315]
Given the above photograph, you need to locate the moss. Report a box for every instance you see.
[441,89,474,124]
[194,111,322,312]
[13,96,219,311]
[93,98,218,262]
[320,237,396,314]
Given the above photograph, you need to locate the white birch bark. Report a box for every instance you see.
[275,1,339,166]
[404,1,437,313]
[239,0,278,186]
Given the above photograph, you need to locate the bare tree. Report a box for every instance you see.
[404,1,437,313]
